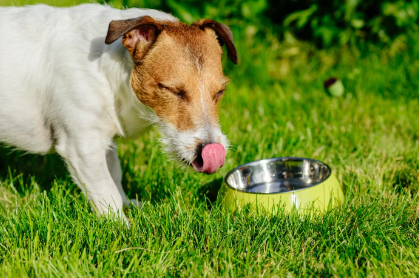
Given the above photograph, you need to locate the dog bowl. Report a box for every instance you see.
[219,157,344,214]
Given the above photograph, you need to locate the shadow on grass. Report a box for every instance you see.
[0,146,68,193]
[0,145,227,208]
[198,178,223,209]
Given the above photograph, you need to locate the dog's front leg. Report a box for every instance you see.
[56,133,126,221]
[106,141,142,208]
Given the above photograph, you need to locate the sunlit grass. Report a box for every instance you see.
[1,2,419,276]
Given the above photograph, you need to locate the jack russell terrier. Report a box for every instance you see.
[0,4,237,221]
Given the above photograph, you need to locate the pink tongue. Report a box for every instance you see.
[192,143,225,174]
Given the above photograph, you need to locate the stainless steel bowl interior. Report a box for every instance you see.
[225,158,331,194]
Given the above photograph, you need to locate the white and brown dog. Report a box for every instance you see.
[0,4,237,220]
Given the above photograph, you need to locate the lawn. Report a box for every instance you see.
[1,2,419,277]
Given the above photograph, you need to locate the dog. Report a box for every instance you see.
[0,4,237,221]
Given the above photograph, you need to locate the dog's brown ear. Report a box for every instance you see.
[105,16,164,61]
[196,19,238,64]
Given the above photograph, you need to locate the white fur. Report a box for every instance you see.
[0,4,229,222]
[159,123,229,165]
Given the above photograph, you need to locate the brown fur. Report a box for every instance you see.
[106,17,236,131]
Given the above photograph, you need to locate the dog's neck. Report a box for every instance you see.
[100,41,157,139]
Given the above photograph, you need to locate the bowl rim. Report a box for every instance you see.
[223,157,333,195]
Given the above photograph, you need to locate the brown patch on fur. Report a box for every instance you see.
[107,17,236,131]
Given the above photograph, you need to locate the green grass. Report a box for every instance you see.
[1,3,419,277]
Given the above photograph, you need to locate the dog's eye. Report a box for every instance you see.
[176,91,185,100]
[216,90,224,100]
[158,83,185,100]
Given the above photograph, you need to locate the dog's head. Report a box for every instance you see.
[105,16,237,174]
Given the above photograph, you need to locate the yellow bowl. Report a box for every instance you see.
[218,157,344,215]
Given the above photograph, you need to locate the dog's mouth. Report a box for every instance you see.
[191,143,225,174]
[192,148,204,169]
